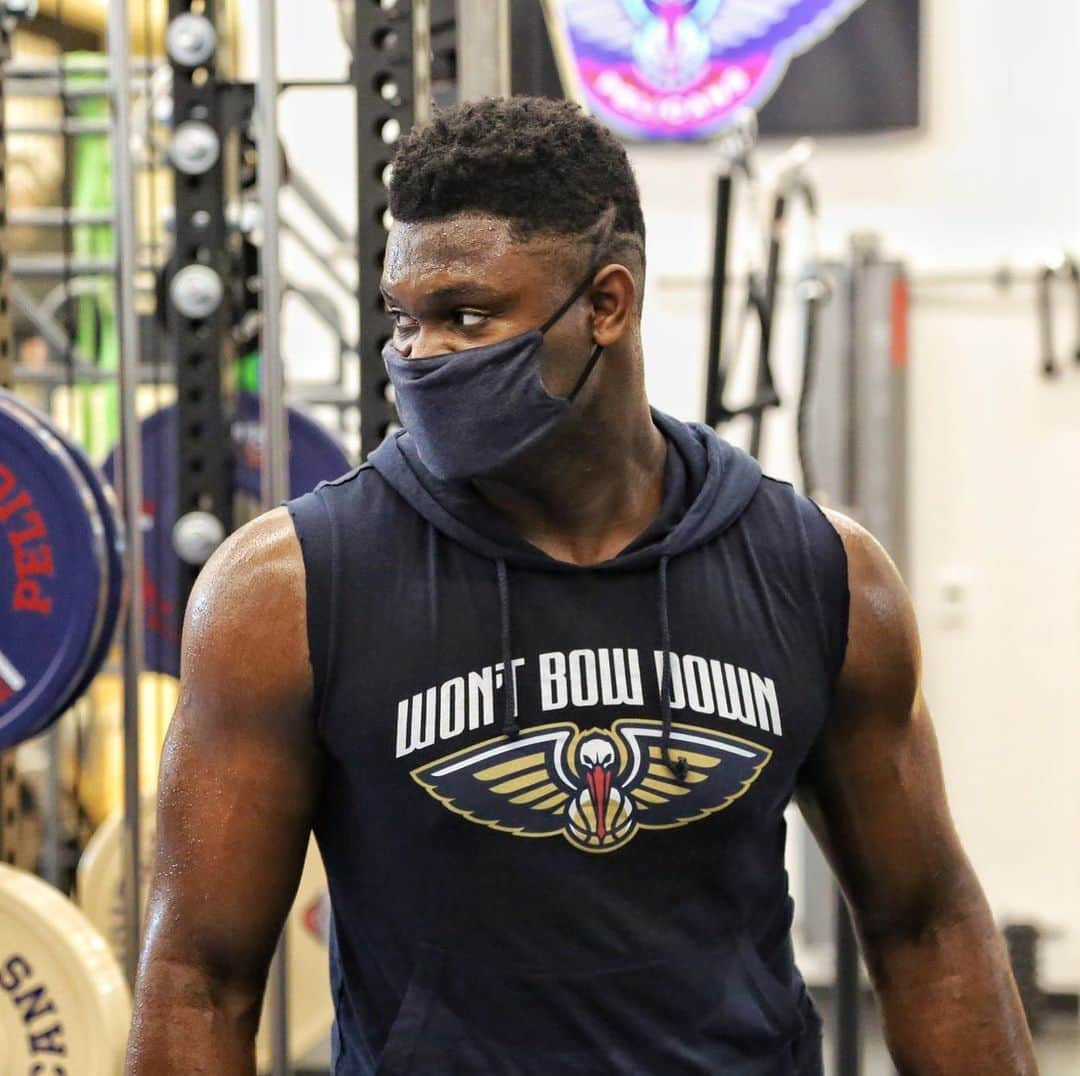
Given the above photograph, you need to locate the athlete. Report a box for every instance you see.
[126,98,1037,1074]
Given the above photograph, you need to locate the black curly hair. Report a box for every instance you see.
[388,96,646,260]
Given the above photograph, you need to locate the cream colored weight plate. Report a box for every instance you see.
[76,800,156,972]
[78,810,333,1067]
[0,862,131,1076]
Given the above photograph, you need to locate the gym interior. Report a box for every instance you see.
[0,1,1077,1073]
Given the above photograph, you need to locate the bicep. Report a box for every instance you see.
[799,513,974,946]
[799,691,971,943]
[141,509,321,992]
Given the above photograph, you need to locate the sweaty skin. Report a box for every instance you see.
[800,512,1037,1075]
[126,508,317,1075]
[126,216,1037,1074]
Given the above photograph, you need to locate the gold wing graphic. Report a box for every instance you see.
[411,723,578,838]
[615,719,773,829]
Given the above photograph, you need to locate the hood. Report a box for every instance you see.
[368,409,761,571]
[368,410,762,782]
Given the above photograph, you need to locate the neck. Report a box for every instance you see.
[474,386,667,566]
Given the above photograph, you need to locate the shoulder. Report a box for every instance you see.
[820,507,920,717]
[181,507,311,706]
[287,463,403,543]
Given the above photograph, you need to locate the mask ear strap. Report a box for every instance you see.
[539,268,600,334]
[568,343,605,401]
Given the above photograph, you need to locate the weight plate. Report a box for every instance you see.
[0,393,108,750]
[0,862,131,1076]
[3,393,127,719]
[103,394,350,677]
[232,392,351,499]
[77,810,333,1066]
[76,799,156,973]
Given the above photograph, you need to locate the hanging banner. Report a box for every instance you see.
[541,0,882,140]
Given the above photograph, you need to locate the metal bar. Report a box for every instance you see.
[10,208,115,226]
[5,79,114,99]
[3,59,159,76]
[280,212,355,296]
[662,265,1058,291]
[285,390,360,408]
[835,895,862,1076]
[6,118,113,135]
[280,78,352,90]
[107,0,147,989]
[41,726,62,887]
[255,3,291,1071]
[0,24,19,871]
[747,193,785,460]
[412,0,432,125]
[287,165,353,244]
[285,284,349,341]
[0,28,12,393]
[10,254,156,276]
[13,362,175,385]
[704,174,732,428]
[9,281,95,366]
[455,0,511,101]
[354,0,419,454]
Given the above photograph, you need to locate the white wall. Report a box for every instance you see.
[632,0,1080,988]
[268,0,1080,988]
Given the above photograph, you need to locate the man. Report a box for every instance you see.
[127,97,1036,1075]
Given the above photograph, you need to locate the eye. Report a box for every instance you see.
[454,310,488,328]
[388,310,417,333]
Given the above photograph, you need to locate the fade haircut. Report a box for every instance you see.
[388,96,646,270]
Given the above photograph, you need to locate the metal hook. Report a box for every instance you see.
[1062,255,1080,365]
[1037,265,1058,378]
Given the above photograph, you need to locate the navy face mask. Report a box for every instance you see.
[382,270,604,481]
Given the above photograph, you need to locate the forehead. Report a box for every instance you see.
[382,215,571,295]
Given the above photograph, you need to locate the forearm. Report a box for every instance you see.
[125,958,261,1075]
[865,896,1037,1076]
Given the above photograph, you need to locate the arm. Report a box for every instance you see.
[799,510,1037,1076]
[126,508,321,1074]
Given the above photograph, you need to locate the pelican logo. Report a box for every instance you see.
[411,720,772,853]
[549,0,867,139]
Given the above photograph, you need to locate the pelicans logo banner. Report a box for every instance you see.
[411,719,772,854]
[544,0,867,140]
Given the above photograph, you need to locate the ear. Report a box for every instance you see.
[589,264,638,347]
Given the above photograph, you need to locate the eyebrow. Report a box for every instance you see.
[380,282,507,306]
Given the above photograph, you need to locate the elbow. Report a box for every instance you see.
[133,950,264,1033]
[856,859,989,981]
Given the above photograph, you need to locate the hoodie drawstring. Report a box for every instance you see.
[495,559,520,739]
[658,555,689,783]
[495,554,685,776]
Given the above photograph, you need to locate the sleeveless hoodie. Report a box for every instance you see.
[287,409,849,1076]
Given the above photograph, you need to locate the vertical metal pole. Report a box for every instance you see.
[255,3,290,1073]
[257,0,287,510]
[455,0,510,102]
[412,0,432,124]
[40,727,62,886]
[704,173,733,428]
[835,895,862,1076]
[107,0,146,988]
[0,23,21,871]
[354,0,422,455]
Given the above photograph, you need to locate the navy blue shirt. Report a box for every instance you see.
[288,412,848,1075]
